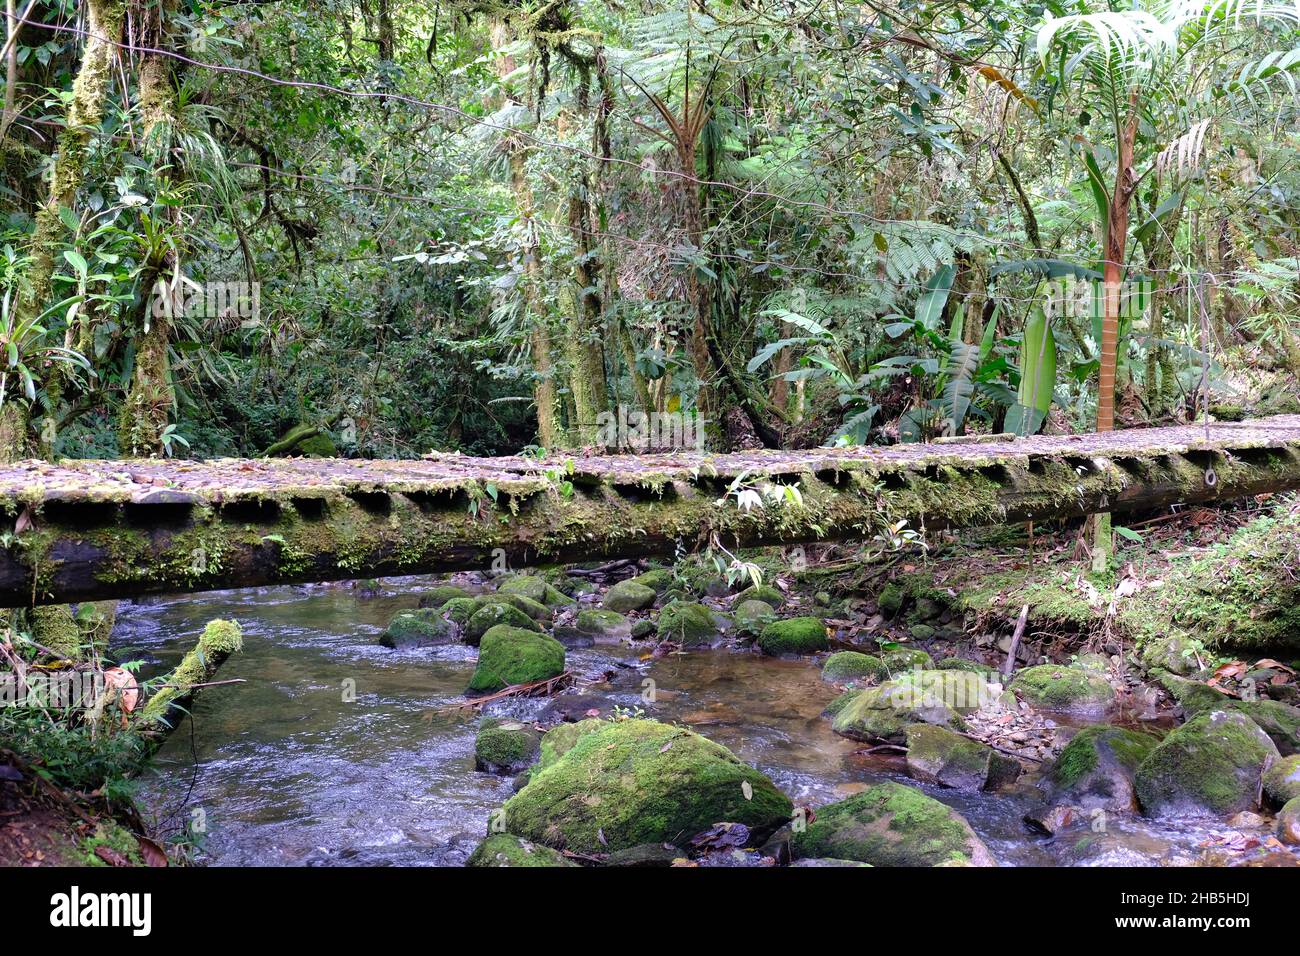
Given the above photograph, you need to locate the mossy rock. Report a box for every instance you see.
[881,648,934,673]
[909,624,936,640]
[789,782,995,867]
[501,719,793,854]
[537,718,607,772]
[877,582,905,616]
[629,568,675,594]
[555,609,631,645]
[1279,797,1300,845]
[1156,671,1230,715]
[466,626,565,694]
[937,658,997,678]
[1227,700,1300,756]
[630,619,656,640]
[416,585,471,609]
[497,575,549,602]
[736,584,785,606]
[822,651,884,683]
[466,833,577,868]
[830,677,967,745]
[823,690,859,720]
[905,724,1019,792]
[1009,664,1114,714]
[604,579,657,613]
[656,601,720,647]
[438,596,479,630]
[31,605,83,659]
[1262,754,1300,804]
[464,602,543,645]
[1134,710,1279,818]
[1046,725,1160,813]
[474,591,551,621]
[1139,635,1201,676]
[733,599,777,636]
[475,718,542,775]
[757,616,828,656]
[379,608,459,649]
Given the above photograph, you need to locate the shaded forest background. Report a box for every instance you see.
[2,0,1299,463]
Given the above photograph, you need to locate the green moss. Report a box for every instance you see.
[379,608,458,648]
[140,619,242,726]
[466,625,565,694]
[790,782,993,866]
[31,605,82,659]
[440,597,479,629]
[465,602,543,644]
[823,690,860,719]
[904,723,1018,791]
[1227,700,1300,755]
[604,579,656,612]
[501,719,793,854]
[78,820,144,868]
[882,648,934,672]
[877,582,905,616]
[1135,710,1279,817]
[417,585,471,608]
[822,651,884,682]
[474,591,551,621]
[831,674,967,744]
[629,569,674,593]
[1009,664,1114,713]
[496,575,549,602]
[475,718,541,774]
[1263,755,1300,803]
[573,608,629,640]
[1051,726,1158,789]
[757,616,828,656]
[656,601,719,647]
[736,584,784,606]
[466,833,576,867]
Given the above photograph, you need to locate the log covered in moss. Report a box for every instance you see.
[2,416,1300,605]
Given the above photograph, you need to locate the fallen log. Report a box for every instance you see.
[1,416,1299,605]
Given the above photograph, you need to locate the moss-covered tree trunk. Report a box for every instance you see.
[19,0,125,326]
[562,179,609,446]
[119,1,182,457]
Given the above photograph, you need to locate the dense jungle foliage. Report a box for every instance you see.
[1,0,1299,462]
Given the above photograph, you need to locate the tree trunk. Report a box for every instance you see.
[18,0,125,325]
[1097,93,1140,434]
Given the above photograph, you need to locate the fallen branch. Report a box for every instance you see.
[1002,603,1029,680]
[452,670,574,710]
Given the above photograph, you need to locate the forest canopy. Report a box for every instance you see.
[2,0,1299,462]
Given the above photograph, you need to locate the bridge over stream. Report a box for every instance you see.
[3,415,1300,606]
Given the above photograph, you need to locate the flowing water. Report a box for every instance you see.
[123,579,1254,867]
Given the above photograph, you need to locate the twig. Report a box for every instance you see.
[1002,603,1029,680]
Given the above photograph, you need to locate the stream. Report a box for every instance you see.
[121,578,1241,867]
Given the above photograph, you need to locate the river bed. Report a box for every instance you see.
[121,578,1255,867]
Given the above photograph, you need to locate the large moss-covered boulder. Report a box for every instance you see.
[1009,664,1114,714]
[822,651,885,683]
[379,608,459,648]
[417,585,471,609]
[1044,726,1160,813]
[1263,755,1300,804]
[1228,700,1300,756]
[789,782,995,867]
[466,833,576,868]
[501,719,793,854]
[554,609,631,647]
[537,718,606,772]
[475,718,541,775]
[656,601,720,647]
[466,626,565,694]
[604,580,656,613]
[496,575,549,603]
[904,724,1020,792]
[464,602,543,645]
[830,677,967,745]
[1134,710,1279,818]
[757,616,828,656]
